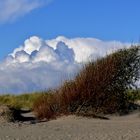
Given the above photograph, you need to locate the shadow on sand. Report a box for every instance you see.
[11,102,140,123]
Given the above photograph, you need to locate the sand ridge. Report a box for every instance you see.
[0,111,140,140]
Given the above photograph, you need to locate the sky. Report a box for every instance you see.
[0,0,140,59]
[0,0,139,94]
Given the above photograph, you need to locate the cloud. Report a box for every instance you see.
[9,36,130,64]
[46,36,130,63]
[0,62,80,94]
[9,36,76,64]
[15,50,30,63]
[0,0,48,23]
[0,36,134,94]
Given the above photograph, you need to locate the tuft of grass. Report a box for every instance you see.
[33,46,140,120]
[33,92,58,120]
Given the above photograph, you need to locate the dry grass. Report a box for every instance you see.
[33,92,59,120]
[33,46,140,120]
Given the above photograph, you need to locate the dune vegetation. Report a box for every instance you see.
[0,46,139,120]
[0,93,42,109]
[0,90,139,110]
[33,46,140,120]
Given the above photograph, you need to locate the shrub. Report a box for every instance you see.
[33,46,140,120]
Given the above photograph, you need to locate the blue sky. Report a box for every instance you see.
[0,0,140,60]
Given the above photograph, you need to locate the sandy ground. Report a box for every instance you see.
[0,111,140,140]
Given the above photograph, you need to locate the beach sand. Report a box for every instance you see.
[0,111,139,140]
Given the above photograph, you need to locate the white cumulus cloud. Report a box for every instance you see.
[46,36,130,63]
[0,0,49,23]
[0,36,135,94]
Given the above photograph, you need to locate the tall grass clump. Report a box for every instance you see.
[33,46,140,120]
[33,91,59,120]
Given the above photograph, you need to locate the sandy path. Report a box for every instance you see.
[0,111,140,140]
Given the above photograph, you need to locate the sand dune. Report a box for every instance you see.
[0,111,139,140]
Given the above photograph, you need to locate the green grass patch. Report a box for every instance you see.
[127,89,140,102]
[0,92,44,109]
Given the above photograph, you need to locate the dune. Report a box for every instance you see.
[0,110,139,140]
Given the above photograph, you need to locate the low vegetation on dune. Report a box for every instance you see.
[127,89,140,102]
[0,93,42,109]
[1,89,139,111]
[33,46,140,120]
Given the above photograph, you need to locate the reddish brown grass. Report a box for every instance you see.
[33,46,140,120]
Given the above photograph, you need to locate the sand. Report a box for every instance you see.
[0,111,140,140]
